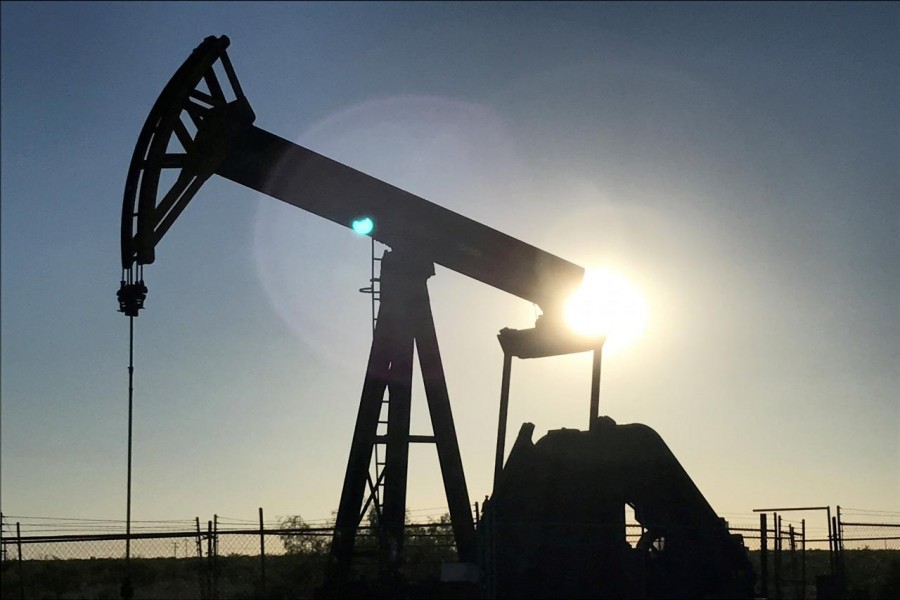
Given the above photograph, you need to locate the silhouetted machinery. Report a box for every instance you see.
[483,420,755,599]
[118,36,754,598]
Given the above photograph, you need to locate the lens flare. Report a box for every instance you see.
[564,268,648,355]
[351,217,374,235]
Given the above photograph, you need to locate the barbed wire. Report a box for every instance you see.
[840,507,900,519]
[3,506,897,537]
[2,515,193,523]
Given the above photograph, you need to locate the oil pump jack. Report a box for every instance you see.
[118,36,754,598]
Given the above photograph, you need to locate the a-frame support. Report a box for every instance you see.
[327,249,476,583]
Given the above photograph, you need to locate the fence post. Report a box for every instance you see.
[826,506,834,575]
[836,506,845,586]
[774,513,782,600]
[801,519,806,600]
[195,517,203,559]
[207,520,214,600]
[789,524,797,600]
[760,513,768,599]
[213,515,219,600]
[16,521,25,600]
[259,507,267,595]
[831,515,843,597]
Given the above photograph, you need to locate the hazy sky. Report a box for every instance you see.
[2,2,897,532]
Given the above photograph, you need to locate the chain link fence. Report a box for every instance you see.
[0,529,333,600]
[3,508,898,599]
[839,508,900,599]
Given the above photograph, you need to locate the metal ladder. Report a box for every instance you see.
[358,238,386,526]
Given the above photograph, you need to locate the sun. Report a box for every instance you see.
[563,268,648,355]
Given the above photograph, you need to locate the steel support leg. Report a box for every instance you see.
[415,287,477,562]
[381,323,415,568]
[327,250,475,584]
[328,318,392,579]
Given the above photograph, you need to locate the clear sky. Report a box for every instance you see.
[1,2,897,531]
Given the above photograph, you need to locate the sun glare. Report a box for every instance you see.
[564,268,648,355]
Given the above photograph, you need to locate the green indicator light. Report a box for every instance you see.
[351,217,374,236]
